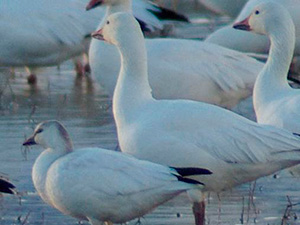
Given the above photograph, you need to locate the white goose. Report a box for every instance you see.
[0,177,15,194]
[88,0,263,109]
[92,12,300,225]
[206,0,300,56]
[23,120,211,225]
[2,0,187,83]
[0,0,105,82]
[234,2,300,173]
[198,0,248,17]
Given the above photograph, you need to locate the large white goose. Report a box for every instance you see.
[206,0,300,56]
[234,2,300,173]
[23,120,211,225]
[92,12,300,225]
[87,0,263,109]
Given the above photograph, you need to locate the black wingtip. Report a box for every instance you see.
[0,179,15,194]
[175,175,205,185]
[136,18,152,33]
[148,5,190,23]
[171,167,213,176]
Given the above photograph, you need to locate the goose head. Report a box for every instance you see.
[92,12,142,47]
[86,0,129,11]
[23,121,73,153]
[233,2,293,36]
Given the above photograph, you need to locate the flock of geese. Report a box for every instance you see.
[2,0,300,225]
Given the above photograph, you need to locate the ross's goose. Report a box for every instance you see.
[88,0,263,109]
[92,12,300,225]
[206,0,300,56]
[23,120,212,225]
[233,2,300,174]
[0,178,15,194]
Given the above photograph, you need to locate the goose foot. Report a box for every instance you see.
[74,61,84,77]
[84,63,91,74]
[27,74,37,84]
[193,201,205,225]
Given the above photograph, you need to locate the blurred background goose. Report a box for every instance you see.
[1,0,187,84]
[206,0,300,57]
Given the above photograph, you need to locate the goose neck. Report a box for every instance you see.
[254,22,295,111]
[113,32,153,123]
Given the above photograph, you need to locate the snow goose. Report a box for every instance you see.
[87,0,263,109]
[0,0,105,83]
[234,2,300,174]
[206,0,300,56]
[92,12,300,225]
[86,0,189,34]
[198,0,248,17]
[0,178,15,195]
[23,120,211,225]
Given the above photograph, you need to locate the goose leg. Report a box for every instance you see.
[193,201,205,225]
[25,67,37,85]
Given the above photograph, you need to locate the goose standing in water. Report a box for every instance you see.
[234,2,300,175]
[92,12,300,225]
[87,0,263,109]
[23,120,211,225]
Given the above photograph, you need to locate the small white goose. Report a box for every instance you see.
[23,120,211,225]
[234,2,300,174]
[0,178,15,195]
[92,12,300,225]
[88,0,263,109]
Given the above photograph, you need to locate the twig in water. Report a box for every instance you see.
[281,196,300,225]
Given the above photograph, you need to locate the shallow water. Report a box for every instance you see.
[0,61,299,225]
[0,9,300,225]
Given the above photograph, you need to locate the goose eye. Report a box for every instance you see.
[36,128,43,134]
[106,20,110,25]
[255,10,260,15]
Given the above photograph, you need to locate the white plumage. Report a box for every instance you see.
[206,0,300,56]
[234,2,300,174]
[89,0,263,109]
[23,120,210,225]
[92,11,300,225]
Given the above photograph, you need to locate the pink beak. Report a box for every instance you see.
[86,0,103,11]
[233,16,252,31]
[91,29,105,41]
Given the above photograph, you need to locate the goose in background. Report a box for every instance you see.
[23,120,211,225]
[206,0,300,57]
[92,12,300,225]
[198,0,248,17]
[87,0,263,109]
[0,0,105,83]
[0,177,15,195]
[2,0,186,84]
[234,2,300,175]
[86,0,189,35]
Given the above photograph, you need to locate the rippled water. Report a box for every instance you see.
[0,11,300,225]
